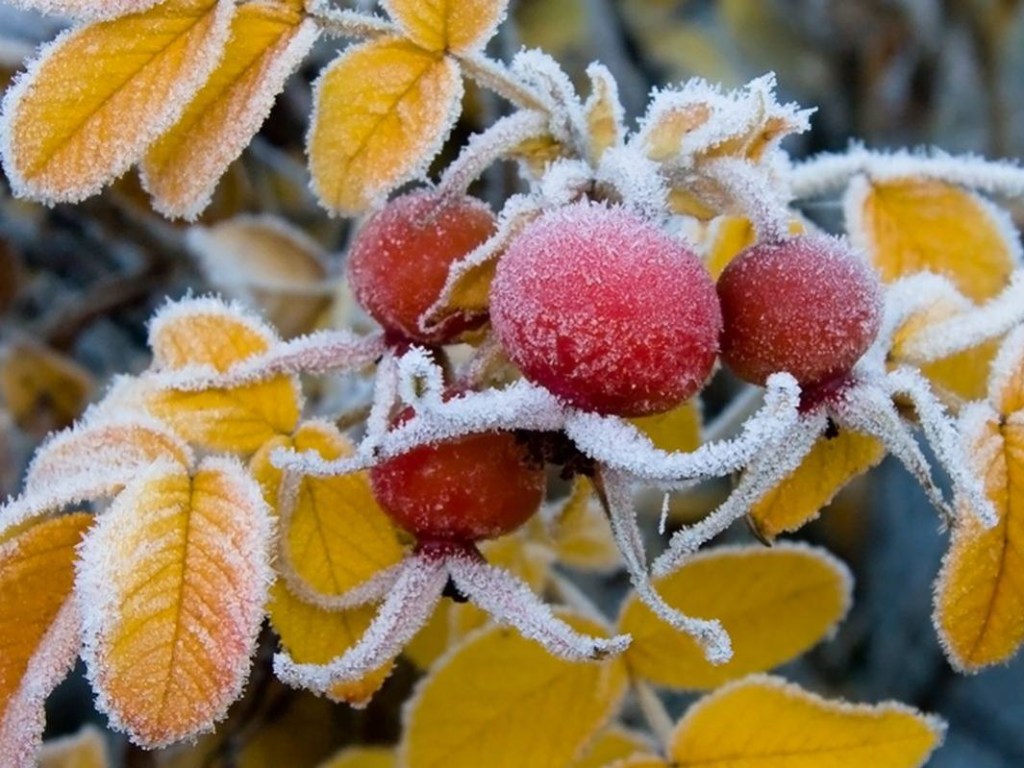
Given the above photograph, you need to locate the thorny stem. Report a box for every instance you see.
[458,53,552,113]
[304,1,395,38]
[633,680,675,749]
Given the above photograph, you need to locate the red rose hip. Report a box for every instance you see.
[347,191,496,344]
[489,202,722,417]
[716,234,882,387]
[369,425,545,543]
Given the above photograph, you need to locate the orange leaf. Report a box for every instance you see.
[845,177,1021,301]
[308,38,462,214]
[748,430,885,541]
[0,0,235,204]
[670,675,943,767]
[619,544,851,690]
[146,298,301,452]
[142,3,318,219]
[385,0,507,54]
[77,458,271,747]
[0,514,91,768]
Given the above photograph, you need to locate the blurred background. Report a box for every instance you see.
[2,1,1023,765]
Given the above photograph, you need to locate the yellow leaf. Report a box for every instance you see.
[309,38,462,214]
[748,430,885,542]
[38,725,110,768]
[631,399,701,454]
[186,216,333,338]
[571,727,653,768]
[846,177,1021,301]
[268,582,392,707]
[142,4,319,219]
[1,514,90,719]
[251,421,403,596]
[385,0,507,54]
[991,329,1024,415]
[77,458,272,747]
[934,407,1024,670]
[0,514,91,768]
[319,746,396,768]
[147,298,301,452]
[401,614,628,768]
[669,675,944,767]
[1,0,235,204]
[0,340,93,436]
[548,478,621,572]
[584,65,623,165]
[619,544,851,690]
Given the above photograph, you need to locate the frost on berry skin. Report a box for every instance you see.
[717,234,883,390]
[347,191,496,345]
[490,201,722,417]
[369,412,546,542]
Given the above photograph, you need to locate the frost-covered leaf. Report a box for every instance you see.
[570,727,653,768]
[0,417,192,537]
[308,38,462,214]
[0,340,93,435]
[251,421,403,602]
[77,458,272,747]
[0,0,235,204]
[670,675,943,767]
[620,544,851,690]
[748,430,885,542]
[319,746,396,768]
[38,725,109,768]
[8,0,161,22]
[384,0,507,54]
[583,63,623,166]
[845,177,1021,301]
[934,330,1024,670]
[146,297,301,452]
[186,216,333,338]
[401,613,628,768]
[268,581,393,707]
[142,3,318,219]
[0,514,90,768]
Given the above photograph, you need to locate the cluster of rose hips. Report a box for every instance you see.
[349,190,882,550]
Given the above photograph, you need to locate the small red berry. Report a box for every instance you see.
[347,191,496,344]
[716,234,882,387]
[489,201,721,417]
[369,418,545,543]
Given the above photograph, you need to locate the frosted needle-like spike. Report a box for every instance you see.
[273,556,447,692]
[449,554,629,660]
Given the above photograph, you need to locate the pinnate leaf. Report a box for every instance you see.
[77,458,272,747]
[845,177,1021,301]
[0,514,91,768]
[669,675,943,767]
[401,614,628,768]
[142,3,318,219]
[308,38,462,214]
[0,0,234,204]
[934,330,1024,670]
[748,430,885,541]
[385,0,507,54]
[147,298,301,452]
[619,544,851,689]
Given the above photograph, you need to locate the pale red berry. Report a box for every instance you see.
[489,201,721,417]
[347,191,496,344]
[717,234,882,387]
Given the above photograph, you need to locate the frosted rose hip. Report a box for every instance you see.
[489,202,721,416]
[370,424,545,543]
[347,191,496,344]
[717,234,882,387]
